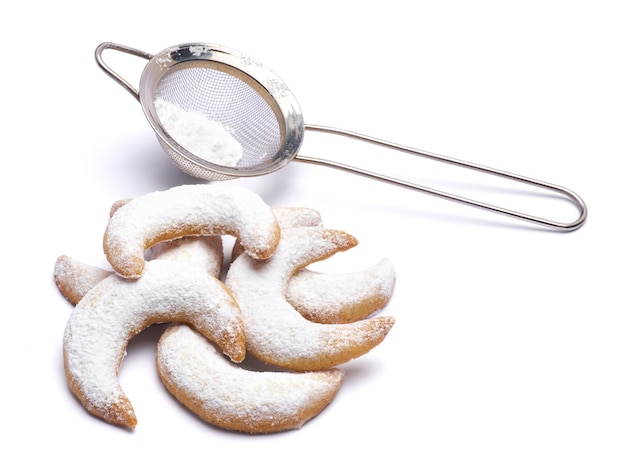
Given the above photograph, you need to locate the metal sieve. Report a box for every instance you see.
[95,42,587,231]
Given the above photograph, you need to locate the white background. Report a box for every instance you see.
[2,1,624,469]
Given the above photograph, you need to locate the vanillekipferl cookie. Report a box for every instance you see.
[287,257,396,324]
[62,258,245,429]
[268,207,395,324]
[103,184,280,278]
[157,324,344,433]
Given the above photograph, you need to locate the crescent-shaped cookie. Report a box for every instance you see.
[157,324,344,433]
[225,226,395,371]
[268,207,396,324]
[54,255,112,306]
[287,258,396,324]
[103,184,279,278]
[63,259,245,429]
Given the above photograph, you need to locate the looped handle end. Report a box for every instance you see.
[300,125,588,232]
[94,42,153,101]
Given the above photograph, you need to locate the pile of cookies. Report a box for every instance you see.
[55,184,396,433]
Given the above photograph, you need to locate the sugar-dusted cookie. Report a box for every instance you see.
[54,255,111,306]
[157,324,344,433]
[103,184,279,278]
[63,259,245,428]
[113,195,225,274]
[287,258,396,324]
[226,226,395,371]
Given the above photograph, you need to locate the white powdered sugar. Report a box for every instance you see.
[154,97,243,166]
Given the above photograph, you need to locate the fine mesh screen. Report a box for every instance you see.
[154,65,283,170]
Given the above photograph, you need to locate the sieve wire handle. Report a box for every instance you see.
[95,42,153,102]
[296,125,587,231]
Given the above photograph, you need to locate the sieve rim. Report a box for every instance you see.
[137,42,305,178]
